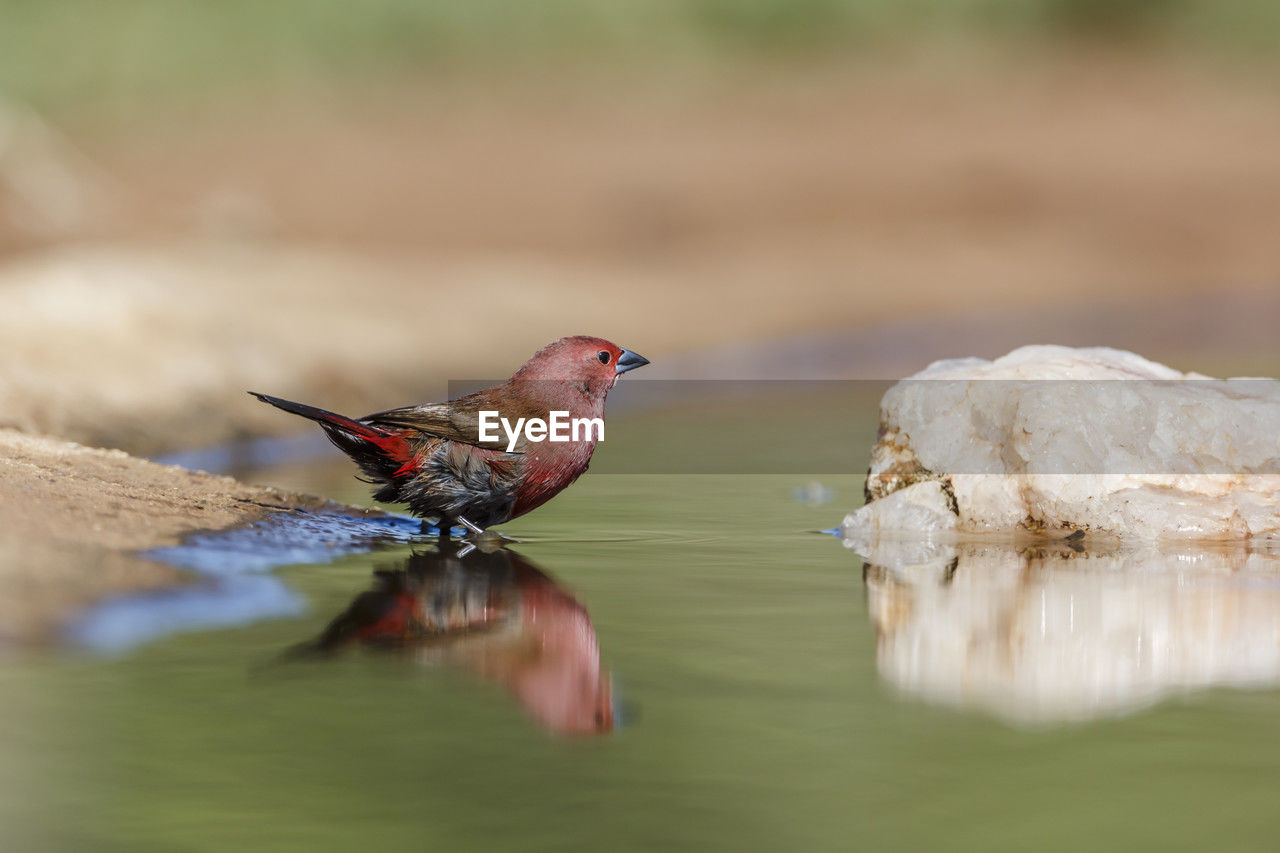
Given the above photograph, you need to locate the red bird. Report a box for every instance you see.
[251,336,647,536]
[294,544,616,736]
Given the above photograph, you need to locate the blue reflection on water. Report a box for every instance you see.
[70,511,423,654]
[149,512,421,575]
[152,431,331,475]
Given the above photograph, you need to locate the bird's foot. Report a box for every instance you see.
[456,516,485,536]
[424,516,509,551]
[456,516,513,553]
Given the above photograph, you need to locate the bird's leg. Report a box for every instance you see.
[456,516,485,536]
[456,516,511,550]
[436,516,453,542]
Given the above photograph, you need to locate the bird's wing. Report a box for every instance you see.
[361,401,526,452]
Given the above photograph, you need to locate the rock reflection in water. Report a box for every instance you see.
[293,544,615,736]
[853,537,1280,723]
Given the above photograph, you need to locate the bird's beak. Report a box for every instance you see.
[615,349,649,375]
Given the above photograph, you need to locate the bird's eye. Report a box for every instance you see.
[597,351,611,364]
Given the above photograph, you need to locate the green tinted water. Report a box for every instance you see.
[5,466,1280,850]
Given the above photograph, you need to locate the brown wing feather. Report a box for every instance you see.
[361,395,525,453]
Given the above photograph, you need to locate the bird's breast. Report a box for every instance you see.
[511,439,597,518]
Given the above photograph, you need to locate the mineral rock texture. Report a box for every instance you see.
[844,345,1280,542]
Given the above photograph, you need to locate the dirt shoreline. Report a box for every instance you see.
[0,427,374,644]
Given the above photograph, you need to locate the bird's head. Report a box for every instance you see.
[512,336,649,401]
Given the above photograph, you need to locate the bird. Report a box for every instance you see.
[288,544,617,736]
[250,335,648,537]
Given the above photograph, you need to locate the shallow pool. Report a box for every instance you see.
[6,446,1280,849]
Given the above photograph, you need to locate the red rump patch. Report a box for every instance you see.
[361,431,413,476]
[316,409,413,477]
[391,455,419,478]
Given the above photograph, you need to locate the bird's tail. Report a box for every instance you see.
[248,392,412,484]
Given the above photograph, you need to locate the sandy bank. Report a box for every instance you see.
[0,428,371,644]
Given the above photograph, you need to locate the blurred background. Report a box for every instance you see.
[9,8,1280,850]
[3,0,1280,455]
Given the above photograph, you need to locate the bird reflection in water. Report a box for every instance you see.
[857,538,1280,724]
[291,543,616,736]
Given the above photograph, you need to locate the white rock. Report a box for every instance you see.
[860,539,1280,723]
[844,345,1280,543]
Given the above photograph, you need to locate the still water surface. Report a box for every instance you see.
[4,459,1280,849]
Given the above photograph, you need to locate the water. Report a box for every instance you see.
[6,460,1280,848]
